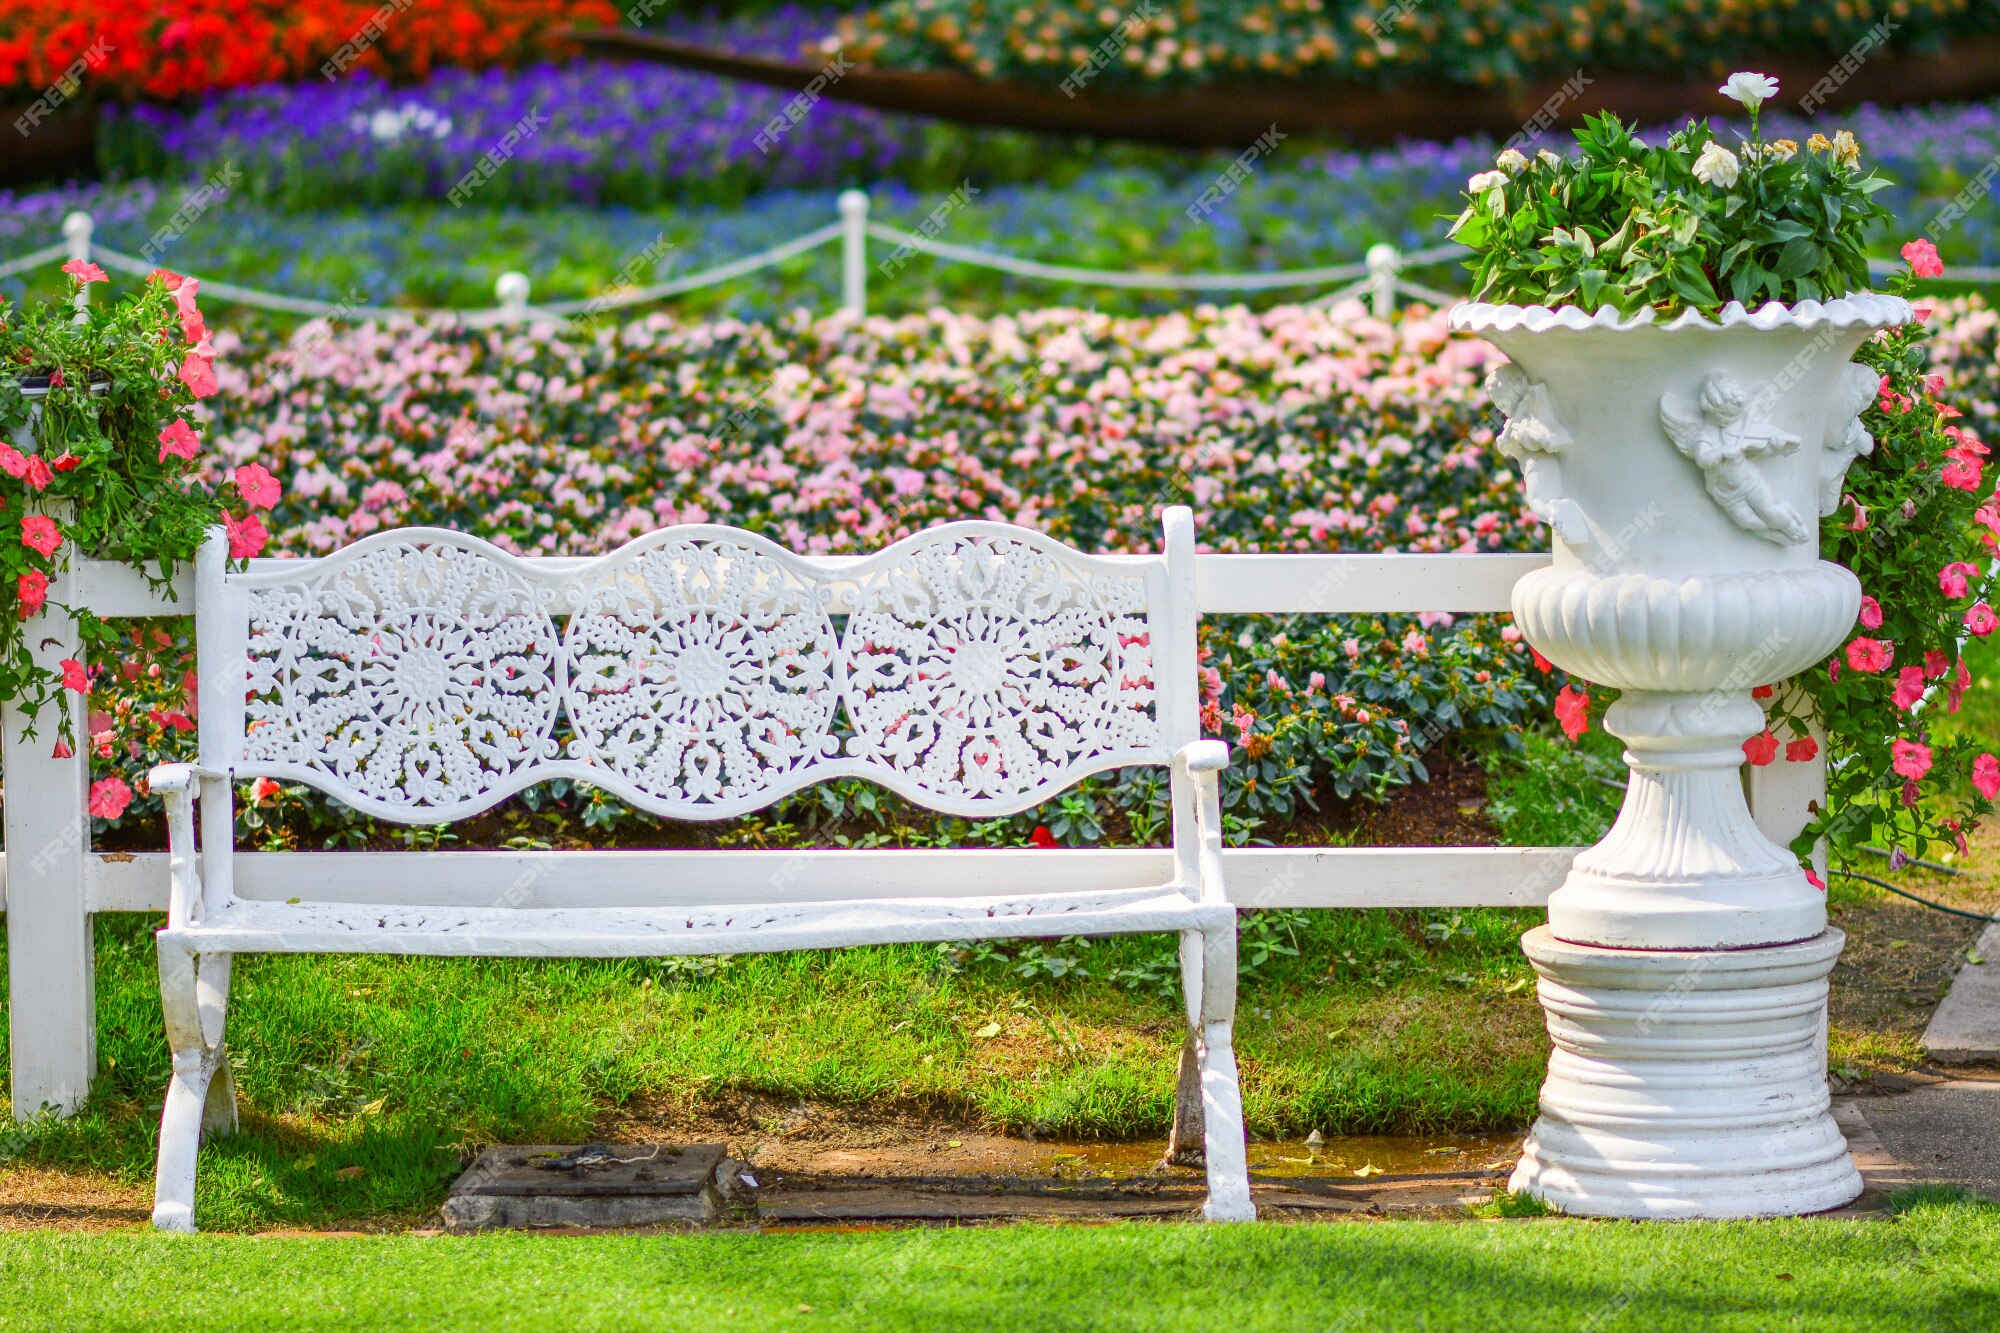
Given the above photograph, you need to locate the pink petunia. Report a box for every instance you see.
[57,658,88,694]
[0,444,26,478]
[87,776,132,821]
[1967,602,1997,637]
[1845,636,1892,673]
[1975,753,2000,802]
[1950,660,1973,714]
[1784,736,1819,763]
[224,510,268,559]
[1743,730,1779,766]
[60,259,107,284]
[16,570,46,617]
[172,277,205,343]
[1554,685,1590,741]
[1940,562,1979,598]
[22,454,51,492]
[1943,457,1984,491]
[178,350,218,399]
[1857,596,1883,629]
[1925,649,1951,679]
[1901,238,1945,279]
[233,463,281,510]
[1891,738,1933,781]
[20,514,60,557]
[157,419,199,462]
[1892,666,1926,711]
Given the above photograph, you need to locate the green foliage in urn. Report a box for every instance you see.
[0,262,273,746]
[1449,73,1891,317]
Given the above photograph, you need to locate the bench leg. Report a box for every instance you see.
[1168,926,1255,1221]
[1194,1017,1254,1221]
[1164,1032,1206,1167]
[153,943,235,1233]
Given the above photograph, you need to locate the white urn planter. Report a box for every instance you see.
[1449,293,1911,1218]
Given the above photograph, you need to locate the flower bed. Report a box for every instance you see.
[89,299,1556,846]
[0,0,617,101]
[833,0,1993,92]
[70,293,1998,868]
[100,9,911,210]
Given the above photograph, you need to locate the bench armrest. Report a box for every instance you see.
[1174,742,1231,903]
[149,763,225,797]
[1176,739,1230,775]
[150,764,226,928]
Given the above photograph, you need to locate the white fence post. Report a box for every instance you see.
[62,212,92,319]
[838,189,868,318]
[1366,243,1401,321]
[494,272,531,324]
[3,515,95,1120]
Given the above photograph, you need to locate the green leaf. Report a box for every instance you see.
[1772,237,1822,279]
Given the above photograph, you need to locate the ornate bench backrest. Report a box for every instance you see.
[196,518,1194,823]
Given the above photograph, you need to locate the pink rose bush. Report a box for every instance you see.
[1759,263,2000,866]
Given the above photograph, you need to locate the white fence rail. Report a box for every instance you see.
[13,197,1470,326]
[1,546,1825,1120]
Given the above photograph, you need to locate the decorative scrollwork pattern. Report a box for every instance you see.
[841,534,1158,801]
[233,528,1167,818]
[243,541,563,811]
[562,537,840,807]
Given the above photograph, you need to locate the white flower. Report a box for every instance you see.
[1831,130,1861,166]
[1718,71,1779,110]
[1466,169,1509,195]
[1537,148,1562,169]
[1495,148,1528,174]
[1691,141,1741,188]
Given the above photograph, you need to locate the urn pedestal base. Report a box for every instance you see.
[1510,926,1861,1219]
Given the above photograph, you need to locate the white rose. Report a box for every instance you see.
[1691,141,1741,188]
[1495,147,1528,174]
[1537,148,1562,169]
[1466,169,1509,194]
[1718,71,1779,110]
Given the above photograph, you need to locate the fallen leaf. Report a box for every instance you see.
[1969,951,1985,966]
[945,1140,964,1149]
[1890,939,1910,950]
[797,1305,814,1314]
[973,1021,1002,1039]
[335,1165,365,1180]
[1353,1164,1382,1178]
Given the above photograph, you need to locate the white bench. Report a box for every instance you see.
[148,507,1253,1229]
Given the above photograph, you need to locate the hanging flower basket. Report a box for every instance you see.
[0,261,278,747]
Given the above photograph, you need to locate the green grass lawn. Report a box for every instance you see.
[1,1191,1995,1332]
[2,897,1553,1230]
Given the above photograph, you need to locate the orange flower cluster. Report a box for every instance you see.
[0,0,617,100]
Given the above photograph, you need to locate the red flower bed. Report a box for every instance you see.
[0,0,617,100]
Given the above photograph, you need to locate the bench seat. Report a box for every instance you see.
[163,886,1232,958]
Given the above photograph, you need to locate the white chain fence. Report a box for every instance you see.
[12,195,1983,328]
[11,193,1474,327]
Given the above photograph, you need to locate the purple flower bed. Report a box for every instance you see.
[103,7,908,208]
